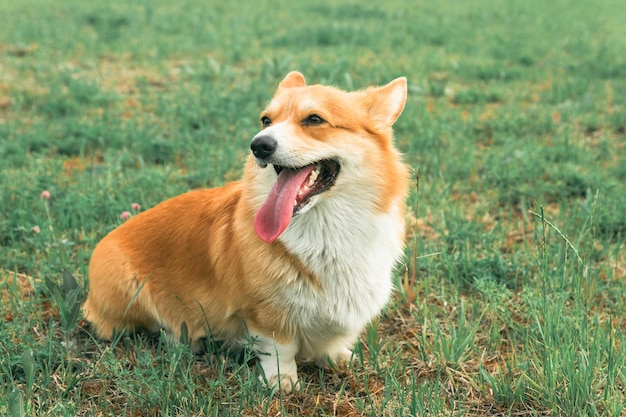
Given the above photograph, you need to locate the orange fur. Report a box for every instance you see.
[83,72,409,391]
[84,182,305,345]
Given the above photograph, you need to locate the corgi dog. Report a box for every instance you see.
[83,71,409,392]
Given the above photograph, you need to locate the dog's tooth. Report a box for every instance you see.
[308,169,319,186]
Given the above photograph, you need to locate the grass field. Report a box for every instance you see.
[1,0,626,415]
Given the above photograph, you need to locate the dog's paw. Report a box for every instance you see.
[316,347,353,369]
[262,372,300,394]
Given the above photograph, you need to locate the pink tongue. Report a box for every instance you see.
[254,165,315,243]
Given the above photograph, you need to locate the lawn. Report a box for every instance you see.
[1,0,625,415]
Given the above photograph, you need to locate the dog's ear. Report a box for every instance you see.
[362,77,407,129]
[278,71,307,91]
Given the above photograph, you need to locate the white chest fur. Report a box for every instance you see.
[278,196,405,350]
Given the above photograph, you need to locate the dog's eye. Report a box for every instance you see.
[261,116,272,127]
[303,114,325,126]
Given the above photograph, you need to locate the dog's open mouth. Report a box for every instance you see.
[254,159,340,243]
[273,160,340,214]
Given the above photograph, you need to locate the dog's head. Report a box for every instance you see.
[247,71,408,243]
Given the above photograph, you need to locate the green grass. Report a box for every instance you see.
[1,0,626,415]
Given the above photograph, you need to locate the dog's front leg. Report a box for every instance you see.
[251,332,300,393]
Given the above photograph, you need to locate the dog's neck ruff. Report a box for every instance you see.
[278,196,405,328]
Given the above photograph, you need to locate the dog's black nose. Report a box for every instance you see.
[250,135,277,159]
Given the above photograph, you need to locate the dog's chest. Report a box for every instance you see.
[279,204,404,332]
